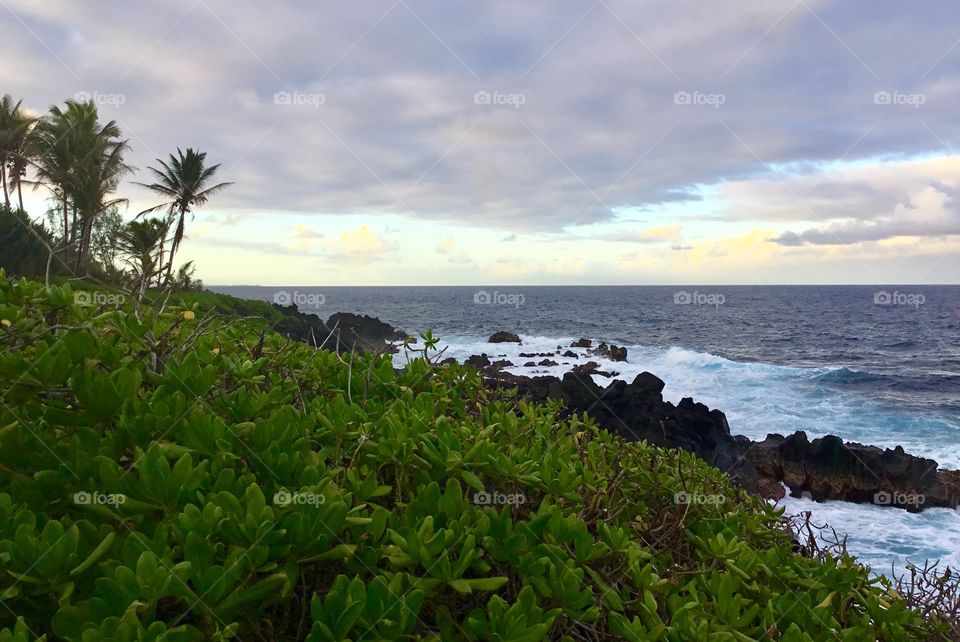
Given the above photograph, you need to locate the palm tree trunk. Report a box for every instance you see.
[166,209,186,286]
[1,164,9,209]
[61,195,69,260]
[73,215,83,272]
[80,215,94,270]
[16,179,24,213]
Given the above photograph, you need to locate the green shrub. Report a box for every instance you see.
[0,273,946,640]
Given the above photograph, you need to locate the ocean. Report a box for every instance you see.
[211,284,960,573]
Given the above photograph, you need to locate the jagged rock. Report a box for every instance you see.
[759,478,786,501]
[571,338,592,348]
[562,350,578,358]
[571,361,618,377]
[488,331,521,343]
[572,361,601,375]
[744,432,960,511]
[274,307,406,353]
[523,361,536,367]
[488,368,959,512]
[593,342,628,362]
[439,357,457,366]
[537,359,559,367]
[464,354,491,370]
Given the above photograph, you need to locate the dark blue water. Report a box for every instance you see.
[213,285,960,417]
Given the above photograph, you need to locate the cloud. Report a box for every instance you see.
[329,224,397,260]
[761,164,960,245]
[435,236,457,254]
[290,224,324,252]
[5,0,960,234]
[596,224,682,244]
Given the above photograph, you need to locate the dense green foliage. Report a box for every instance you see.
[0,207,55,278]
[0,275,944,640]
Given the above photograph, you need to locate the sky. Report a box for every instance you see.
[3,0,960,285]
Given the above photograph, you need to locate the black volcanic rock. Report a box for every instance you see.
[488,331,521,343]
[322,312,406,352]
[489,368,960,512]
[464,354,491,370]
[592,342,628,362]
[570,338,592,348]
[744,432,960,511]
[273,306,405,353]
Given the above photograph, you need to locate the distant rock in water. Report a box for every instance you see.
[464,354,492,370]
[592,342,628,362]
[570,338,592,348]
[572,361,619,378]
[488,331,521,343]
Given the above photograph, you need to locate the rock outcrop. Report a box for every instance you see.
[322,312,407,352]
[488,368,960,512]
[488,331,521,343]
[592,342,628,362]
[273,307,406,353]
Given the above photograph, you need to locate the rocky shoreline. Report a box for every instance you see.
[275,308,960,513]
[486,366,960,512]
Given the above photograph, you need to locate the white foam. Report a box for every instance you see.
[778,496,960,573]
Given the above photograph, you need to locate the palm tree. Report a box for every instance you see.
[0,95,36,211]
[32,99,131,268]
[9,122,39,213]
[135,148,232,282]
[118,217,167,304]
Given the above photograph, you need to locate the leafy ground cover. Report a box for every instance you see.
[0,275,949,640]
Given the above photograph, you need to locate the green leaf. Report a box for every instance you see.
[70,532,116,576]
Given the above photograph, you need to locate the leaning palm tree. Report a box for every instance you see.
[0,95,36,210]
[134,148,233,282]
